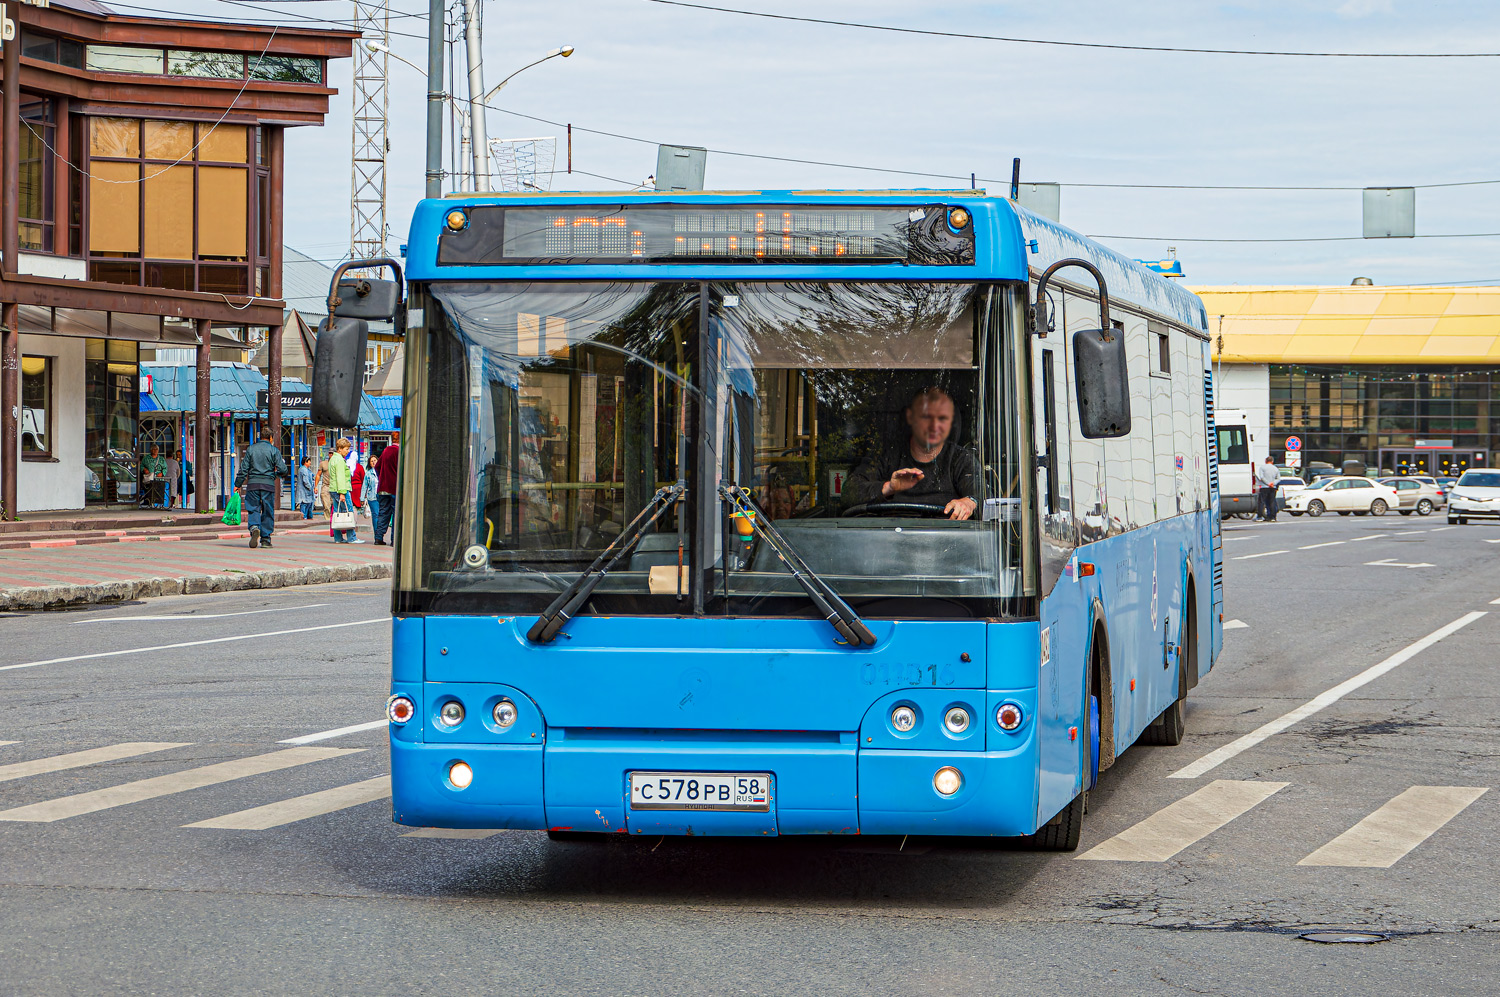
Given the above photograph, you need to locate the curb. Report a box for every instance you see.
[0,561,392,611]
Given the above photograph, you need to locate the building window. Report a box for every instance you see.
[79,42,322,83]
[167,50,246,79]
[86,45,166,75]
[22,30,85,69]
[86,117,270,297]
[21,356,52,458]
[19,98,55,253]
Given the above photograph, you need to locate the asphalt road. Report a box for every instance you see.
[0,513,1497,995]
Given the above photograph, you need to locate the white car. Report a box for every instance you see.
[1285,476,1399,517]
[1447,470,1500,524]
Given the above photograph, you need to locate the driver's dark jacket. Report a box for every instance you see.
[842,443,978,508]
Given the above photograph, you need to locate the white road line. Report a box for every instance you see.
[0,742,189,784]
[0,618,386,673]
[1491,597,1500,605]
[1430,526,1457,532]
[1299,541,1346,550]
[70,605,330,625]
[1223,620,1250,630]
[402,827,507,839]
[1298,786,1488,868]
[1233,550,1288,560]
[279,719,387,745]
[0,741,15,748]
[1170,611,1486,780]
[1077,780,1287,862]
[1394,531,1427,536]
[1350,535,1379,542]
[187,776,390,830]
[1484,539,1500,545]
[1224,535,1260,541]
[0,747,361,823]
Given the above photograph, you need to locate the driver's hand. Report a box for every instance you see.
[945,497,978,521]
[884,468,924,496]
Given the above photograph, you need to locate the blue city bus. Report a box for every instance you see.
[317,190,1223,848]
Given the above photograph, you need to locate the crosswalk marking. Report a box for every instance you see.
[279,719,386,745]
[0,742,189,784]
[1298,786,1488,868]
[402,827,507,839]
[1077,780,1287,862]
[0,747,361,823]
[1223,619,1249,630]
[187,776,390,830]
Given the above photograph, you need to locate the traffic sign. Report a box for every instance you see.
[1286,452,1302,468]
[1285,436,1302,452]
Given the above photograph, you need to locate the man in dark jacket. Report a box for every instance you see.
[372,442,399,545]
[842,387,979,520]
[234,424,289,548]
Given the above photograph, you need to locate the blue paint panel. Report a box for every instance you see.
[423,616,986,732]
[391,615,422,683]
[857,741,1037,836]
[390,739,544,829]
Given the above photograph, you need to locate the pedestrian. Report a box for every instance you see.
[1255,455,1280,522]
[164,451,181,509]
[140,444,167,508]
[373,441,399,546]
[350,451,367,519]
[234,423,289,549]
[326,437,359,544]
[362,454,379,521]
[296,456,316,519]
[315,454,332,533]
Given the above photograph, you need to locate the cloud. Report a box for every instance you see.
[1337,0,1395,16]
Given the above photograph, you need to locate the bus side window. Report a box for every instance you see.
[1041,349,1060,514]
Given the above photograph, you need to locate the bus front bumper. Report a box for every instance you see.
[389,732,1042,838]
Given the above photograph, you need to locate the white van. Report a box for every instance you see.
[1215,409,1257,516]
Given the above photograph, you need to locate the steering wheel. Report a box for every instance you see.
[844,500,952,519]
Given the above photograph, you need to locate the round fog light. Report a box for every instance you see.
[438,700,465,727]
[996,702,1024,731]
[890,705,917,732]
[448,761,473,789]
[386,695,415,725]
[933,766,963,797]
[944,707,971,733]
[493,699,518,728]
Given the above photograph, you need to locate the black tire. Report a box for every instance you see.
[1417,499,1434,516]
[1289,511,1303,517]
[1026,790,1084,851]
[1308,500,1325,517]
[1458,517,1468,525]
[1399,509,1412,516]
[1140,696,1186,746]
[1370,499,1388,516]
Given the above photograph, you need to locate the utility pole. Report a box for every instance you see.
[426,0,445,199]
[350,0,389,261]
[461,0,489,191]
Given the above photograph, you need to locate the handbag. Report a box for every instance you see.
[331,501,357,530]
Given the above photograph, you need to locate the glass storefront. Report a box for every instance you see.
[1269,364,1498,476]
[84,337,140,502]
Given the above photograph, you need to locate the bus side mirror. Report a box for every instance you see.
[333,278,401,320]
[1073,328,1131,438]
[311,317,368,428]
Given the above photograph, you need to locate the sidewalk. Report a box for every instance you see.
[0,530,394,611]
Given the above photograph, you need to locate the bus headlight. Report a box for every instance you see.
[493,699,518,728]
[933,766,963,796]
[448,761,473,789]
[438,701,465,727]
[445,209,468,231]
[944,707,971,733]
[890,705,917,732]
[386,695,414,725]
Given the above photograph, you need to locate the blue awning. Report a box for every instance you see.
[141,363,382,427]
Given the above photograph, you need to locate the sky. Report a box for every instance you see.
[166,0,1500,286]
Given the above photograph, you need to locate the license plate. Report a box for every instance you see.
[629,771,771,812]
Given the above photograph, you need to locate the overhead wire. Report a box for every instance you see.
[647,0,1500,58]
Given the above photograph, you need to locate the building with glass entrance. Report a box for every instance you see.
[1192,283,1500,478]
[1,0,352,515]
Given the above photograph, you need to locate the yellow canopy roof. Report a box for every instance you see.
[1188,285,1500,365]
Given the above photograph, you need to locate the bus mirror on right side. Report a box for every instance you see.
[1072,328,1131,438]
[311,316,369,428]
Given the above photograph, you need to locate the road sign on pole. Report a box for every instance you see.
[1287,452,1302,468]
[1285,436,1302,452]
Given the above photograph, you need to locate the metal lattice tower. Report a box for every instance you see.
[489,137,557,192]
[350,1,390,263]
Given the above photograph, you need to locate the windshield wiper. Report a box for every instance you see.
[527,483,685,643]
[720,485,877,648]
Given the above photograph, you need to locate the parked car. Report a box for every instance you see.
[1276,474,1306,511]
[1435,476,1459,501]
[1285,475,1399,517]
[1378,477,1444,516]
[1447,470,1500,524]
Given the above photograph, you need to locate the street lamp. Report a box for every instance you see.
[365,39,422,73]
[475,46,574,191]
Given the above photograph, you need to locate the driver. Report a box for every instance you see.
[842,387,978,520]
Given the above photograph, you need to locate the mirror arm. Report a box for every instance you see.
[1032,258,1111,338]
[326,257,406,316]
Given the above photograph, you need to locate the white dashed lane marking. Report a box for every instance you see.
[1299,541,1346,550]
[0,742,189,785]
[1078,780,1287,862]
[279,719,387,745]
[1298,787,1488,868]
[187,776,390,830]
[1232,550,1288,560]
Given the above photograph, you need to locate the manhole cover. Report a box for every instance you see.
[1298,931,1389,944]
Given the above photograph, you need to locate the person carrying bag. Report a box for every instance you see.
[327,438,359,543]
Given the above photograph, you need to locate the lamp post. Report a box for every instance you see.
[369,41,574,194]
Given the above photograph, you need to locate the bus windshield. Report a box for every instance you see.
[403,280,1031,619]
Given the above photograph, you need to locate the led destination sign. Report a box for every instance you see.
[437,204,975,266]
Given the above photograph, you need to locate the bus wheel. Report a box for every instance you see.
[1026,788,1084,851]
[1141,696,1186,746]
